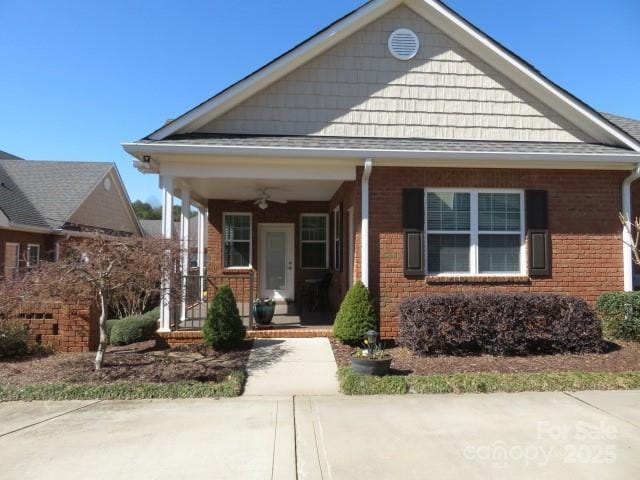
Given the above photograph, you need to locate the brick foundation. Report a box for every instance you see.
[158,328,333,347]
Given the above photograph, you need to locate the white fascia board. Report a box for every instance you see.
[122,142,640,165]
[410,0,640,151]
[148,0,400,140]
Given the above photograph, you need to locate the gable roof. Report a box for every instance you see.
[601,113,640,144]
[0,150,23,160]
[0,159,131,232]
[143,0,640,151]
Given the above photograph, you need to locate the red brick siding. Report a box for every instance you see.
[0,230,55,280]
[11,300,99,352]
[368,167,626,339]
[328,181,357,309]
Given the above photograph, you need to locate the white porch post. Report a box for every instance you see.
[159,175,174,332]
[197,206,206,300]
[180,187,191,321]
[361,158,373,288]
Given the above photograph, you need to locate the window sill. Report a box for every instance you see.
[425,275,530,285]
[222,267,254,274]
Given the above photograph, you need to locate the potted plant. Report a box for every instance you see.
[350,330,392,375]
[252,298,276,326]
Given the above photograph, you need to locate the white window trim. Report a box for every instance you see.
[300,213,329,270]
[425,188,526,276]
[333,206,342,272]
[26,244,40,267]
[6,242,19,269]
[222,212,252,269]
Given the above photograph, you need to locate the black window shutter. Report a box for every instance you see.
[525,190,550,276]
[403,188,425,276]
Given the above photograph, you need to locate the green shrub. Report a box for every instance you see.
[142,306,160,322]
[0,319,29,359]
[109,315,158,346]
[596,292,640,341]
[203,285,245,349]
[106,319,119,342]
[332,281,377,344]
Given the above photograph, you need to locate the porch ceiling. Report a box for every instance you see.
[183,177,344,202]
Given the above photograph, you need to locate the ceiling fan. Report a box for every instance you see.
[251,188,288,210]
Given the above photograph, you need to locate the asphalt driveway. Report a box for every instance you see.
[1,391,638,479]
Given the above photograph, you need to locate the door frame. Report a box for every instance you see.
[258,223,295,301]
[347,207,354,289]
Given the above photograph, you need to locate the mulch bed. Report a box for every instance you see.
[330,339,640,375]
[0,340,253,387]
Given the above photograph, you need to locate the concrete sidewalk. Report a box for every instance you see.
[1,390,638,479]
[243,338,339,395]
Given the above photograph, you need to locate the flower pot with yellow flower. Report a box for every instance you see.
[350,330,391,375]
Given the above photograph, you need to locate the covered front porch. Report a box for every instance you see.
[144,151,364,335]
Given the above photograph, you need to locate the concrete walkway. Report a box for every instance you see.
[1,390,639,479]
[243,338,339,396]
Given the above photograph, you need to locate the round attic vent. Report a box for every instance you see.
[388,28,419,60]
[103,177,111,191]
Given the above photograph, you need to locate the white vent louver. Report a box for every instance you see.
[388,28,419,60]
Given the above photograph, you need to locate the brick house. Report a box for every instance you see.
[123,0,640,339]
[0,156,143,351]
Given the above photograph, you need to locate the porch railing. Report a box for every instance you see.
[173,273,255,330]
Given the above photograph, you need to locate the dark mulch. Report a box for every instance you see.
[0,341,253,387]
[330,339,640,375]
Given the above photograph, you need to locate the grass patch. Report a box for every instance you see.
[338,367,640,395]
[0,371,246,401]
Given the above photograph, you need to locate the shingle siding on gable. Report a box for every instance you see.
[67,171,137,234]
[199,6,591,143]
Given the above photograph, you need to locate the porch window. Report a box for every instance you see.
[27,244,40,268]
[4,242,20,280]
[223,213,251,268]
[426,190,524,275]
[300,214,328,269]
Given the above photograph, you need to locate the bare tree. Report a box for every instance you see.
[24,235,182,370]
[621,213,640,266]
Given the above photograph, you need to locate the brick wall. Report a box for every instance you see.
[368,167,626,339]
[0,230,55,280]
[328,181,357,309]
[11,300,100,352]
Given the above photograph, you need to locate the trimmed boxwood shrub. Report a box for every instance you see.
[596,292,640,341]
[333,281,377,344]
[399,293,603,355]
[110,315,158,346]
[203,285,245,349]
[0,319,29,359]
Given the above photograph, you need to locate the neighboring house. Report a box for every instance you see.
[0,156,142,279]
[123,0,640,337]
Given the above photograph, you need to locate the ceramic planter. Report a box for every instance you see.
[253,302,275,325]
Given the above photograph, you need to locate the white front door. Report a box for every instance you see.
[258,223,294,300]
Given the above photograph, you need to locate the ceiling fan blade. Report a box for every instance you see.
[253,199,262,204]
[269,198,288,204]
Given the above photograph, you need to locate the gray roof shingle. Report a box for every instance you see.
[601,112,640,144]
[0,150,23,160]
[149,133,639,156]
[0,159,113,229]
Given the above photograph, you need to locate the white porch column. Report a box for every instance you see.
[159,175,174,332]
[622,164,640,291]
[180,187,191,321]
[197,206,206,300]
[361,158,373,288]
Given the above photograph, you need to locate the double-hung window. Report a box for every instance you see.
[223,213,251,268]
[27,244,40,268]
[300,214,328,269]
[426,190,524,275]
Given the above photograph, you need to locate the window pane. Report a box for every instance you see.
[427,192,470,231]
[427,234,470,273]
[479,234,520,273]
[28,246,39,266]
[478,193,520,231]
[224,241,250,268]
[224,215,250,241]
[301,243,326,269]
[301,216,326,241]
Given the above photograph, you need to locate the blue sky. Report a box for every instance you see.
[1,0,639,204]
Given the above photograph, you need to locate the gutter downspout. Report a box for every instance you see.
[361,158,373,288]
[622,164,640,291]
